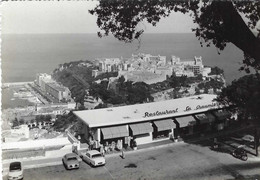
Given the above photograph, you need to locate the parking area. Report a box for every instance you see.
[218,130,257,154]
[3,140,260,180]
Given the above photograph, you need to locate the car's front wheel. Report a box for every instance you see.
[62,160,68,170]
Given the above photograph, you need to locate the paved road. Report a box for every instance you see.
[3,142,260,180]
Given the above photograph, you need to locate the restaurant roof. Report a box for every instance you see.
[73,94,221,128]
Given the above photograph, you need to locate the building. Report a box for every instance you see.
[73,94,231,150]
[98,58,122,72]
[36,73,53,91]
[2,125,30,142]
[92,69,101,78]
[45,82,71,102]
[35,74,72,103]
[131,53,167,66]
[171,55,210,77]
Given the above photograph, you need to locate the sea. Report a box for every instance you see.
[1,33,246,109]
[2,33,246,84]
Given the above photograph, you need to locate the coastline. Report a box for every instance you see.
[2,81,40,110]
[2,81,34,86]
[1,33,244,85]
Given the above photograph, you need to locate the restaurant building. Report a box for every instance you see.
[73,94,231,150]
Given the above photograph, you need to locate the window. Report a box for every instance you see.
[134,133,150,138]
[10,162,21,171]
[92,154,102,158]
[67,157,77,161]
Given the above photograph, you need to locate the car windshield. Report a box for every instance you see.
[92,154,102,158]
[10,163,21,171]
[67,157,77,161]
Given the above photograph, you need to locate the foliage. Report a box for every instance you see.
[12,118,26,128]
[150,73,203,93]
[94,103,108,109]
[52,60,96,104]
[90,1,260,70]
[197,79,224,92]
[94,72,118,80]
[125,81,154,104]
[167,89,181,99]
[89,79,153,105]
[217,74,260,122]
[35,115,52,123]
[12,118,19,128]
[19,119,25,125]
[53,111,77,132]
[209,66,224,75]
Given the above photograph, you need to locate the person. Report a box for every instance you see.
[212,138,219,149]
[121,150,125,159]
[132,139,137,150]
[89,138,94,150]
[100,145,105,157]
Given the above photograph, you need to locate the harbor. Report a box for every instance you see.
[2,81,44,109]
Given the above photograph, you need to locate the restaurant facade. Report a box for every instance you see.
[73,94,231,150]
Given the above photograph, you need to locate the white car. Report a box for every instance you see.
[80,150,105,167]
[8,161,23,180]
[62,153,80,170]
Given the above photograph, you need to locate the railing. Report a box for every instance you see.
[2,149,45,160]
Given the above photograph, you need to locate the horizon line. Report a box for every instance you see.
[2,32,195,35]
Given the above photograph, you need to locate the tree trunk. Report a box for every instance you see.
[255,128,259,156]
[213,2,260,62]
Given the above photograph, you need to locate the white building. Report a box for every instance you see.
[73,94,230,147]
[171,55,211,77]
[35,74,72,103]
[98,58,122,72]
[36,73,53,91]
[45,82,71,102]
[131,53,167,67]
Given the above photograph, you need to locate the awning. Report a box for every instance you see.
[101,125,129,140]
[212,110,231,121]
[195,113,208,124]
[205,113,216,123]
[195,113,215,124]
[175,116,196,127]
[129,123,153,136]
[153,119,175,131]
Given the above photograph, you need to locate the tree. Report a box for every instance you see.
[217,74,260,122]
[94,103,108,109]
[126,82,154,104]
[35,115,45,124]
[209,66,224,76]
[217,74,260,155]
[19,119,25,125]
[90,1,260,71]
[53,113,77,132]
[90,1,260,156]
[12,118,19,128]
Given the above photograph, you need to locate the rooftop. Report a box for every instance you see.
[47,82,67,91]
[73,94,222,128]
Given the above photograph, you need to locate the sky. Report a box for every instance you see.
[1,1,196,34]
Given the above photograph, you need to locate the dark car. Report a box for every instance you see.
[62,153,80,170]
[232,147,248,161]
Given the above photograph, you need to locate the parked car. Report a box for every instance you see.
[80,150,105,167]
[62,153,80,170]
[8,161,23,180]
[231,147,248,161]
